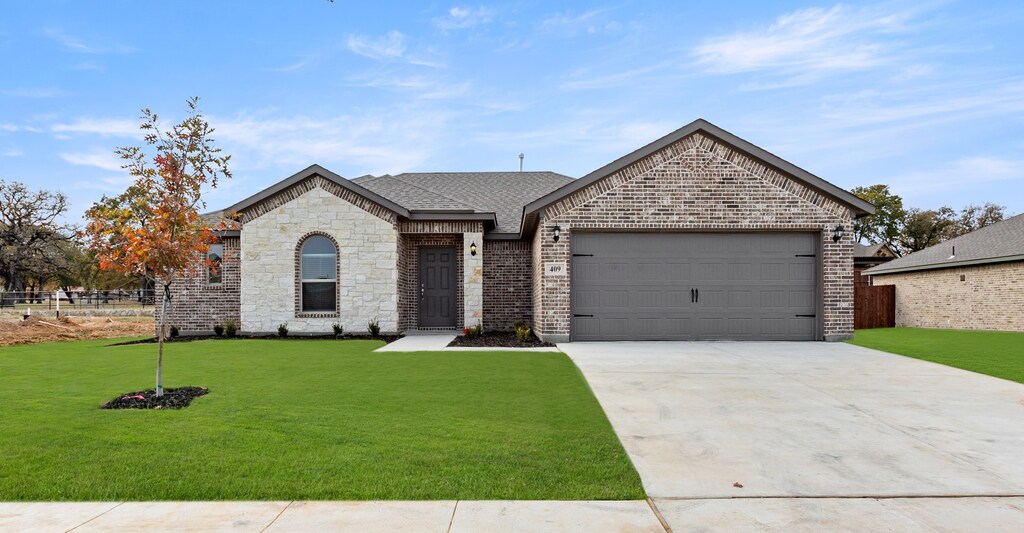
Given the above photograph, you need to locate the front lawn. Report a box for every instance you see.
[849,327,1024,383]
[0,338,644,501]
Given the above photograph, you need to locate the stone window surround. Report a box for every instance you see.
[293,231,341,319]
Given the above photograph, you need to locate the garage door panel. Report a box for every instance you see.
[571,232,818,341]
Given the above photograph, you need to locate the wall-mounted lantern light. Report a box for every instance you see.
[832,225,845,243]
[553,225,561,243]
[470,242,478,256]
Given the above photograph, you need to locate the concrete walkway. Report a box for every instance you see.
[374,334,456,352]
[560,341,1024,531]
[0,500,665,532]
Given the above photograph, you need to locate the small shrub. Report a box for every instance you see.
[213,324,224,337]
[464,323,483,339]
[514,323,532,343]
[169,325,179,338]
[367,317,380,337]
[277,323,288,337]
[332,322,343,337]
[224,320,237,337]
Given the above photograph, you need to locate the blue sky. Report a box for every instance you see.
[2,0,1023,223]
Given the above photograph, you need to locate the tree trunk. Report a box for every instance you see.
[156,283,169,397]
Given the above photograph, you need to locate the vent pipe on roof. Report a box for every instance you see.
[948,245,955,260]
[518,152,524,172]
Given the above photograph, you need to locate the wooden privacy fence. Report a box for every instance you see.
[854,284,896,329]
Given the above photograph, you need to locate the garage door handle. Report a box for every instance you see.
[795,314,816,318]
[695,288,699,302]
[573,314,594,318]
[690,288,694,302]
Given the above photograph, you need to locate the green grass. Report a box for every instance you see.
[849,327,1024,383]
[0,338,643,501]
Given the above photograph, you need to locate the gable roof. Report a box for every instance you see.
[225,164,410,219]
[523,118,875,220]
[854,243,896,258]
[353,171,574,233]
[866,213,1024,275]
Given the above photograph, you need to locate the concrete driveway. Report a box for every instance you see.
[561,341,1024,531]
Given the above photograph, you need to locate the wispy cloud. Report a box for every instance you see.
[885,155,1024,197]
[347,31,408,60]
[1,87,62,98]
[60,149,124,171]
[433,6,495,31]
[51,118,139,137]
[45,28,135,54]
[345,30,444,67]
[1,148,23,157]
[210,106,457,174]
[692,4,920,86]
[559,60,677,91]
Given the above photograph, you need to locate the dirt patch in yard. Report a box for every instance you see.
[0,315,154,346]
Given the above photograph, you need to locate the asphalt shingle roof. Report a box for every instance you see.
[866,213,1024,275]
[352,171,575,233]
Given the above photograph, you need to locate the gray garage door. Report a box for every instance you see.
[571,233,818,341]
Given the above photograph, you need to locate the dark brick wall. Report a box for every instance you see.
[156,237,241,335]
[483,240,532,330]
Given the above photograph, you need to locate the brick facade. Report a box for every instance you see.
[157,237,241,334]
[532,132,854,342]
[871,261,1024,332]
[483,240,533,330]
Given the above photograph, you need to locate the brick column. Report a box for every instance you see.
[463,232,483,329]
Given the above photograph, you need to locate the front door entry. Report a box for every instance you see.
[418,247,457,328]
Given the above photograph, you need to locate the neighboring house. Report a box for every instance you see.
[866,214,1024,332]
[160,119,874,342]
[854,243,897,287]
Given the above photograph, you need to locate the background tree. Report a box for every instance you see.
[898,207,956,255]
[851,184,906,247]
[0,180,73,301]
[83,97,231,397]
[948,203,1006,238]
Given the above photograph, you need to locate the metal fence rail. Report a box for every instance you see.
[0,290,155,312]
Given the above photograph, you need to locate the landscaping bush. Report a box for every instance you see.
[169,325,179,338]
[463,323,483,339]
[277,323,288,337]
[332,322,343,337]
[514,323,532,343]
[224,320,237,338]
[213,324,224,337]
[367,317,380,337]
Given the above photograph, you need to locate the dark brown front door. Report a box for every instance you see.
[418,247,457,328]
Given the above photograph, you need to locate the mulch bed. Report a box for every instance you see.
[448,331,556,348]
[101,386,209,410]
[108,334,403,346]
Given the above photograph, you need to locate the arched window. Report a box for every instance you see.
[300,235,337,312]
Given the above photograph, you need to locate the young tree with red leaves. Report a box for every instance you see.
[83,97,231,397]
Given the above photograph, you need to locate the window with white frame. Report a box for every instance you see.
[207,244,224,285]
[300,236,337,312]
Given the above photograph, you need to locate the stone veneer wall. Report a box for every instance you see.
[533,132,855,342]
[240,184,399,334]
[871,261,1024,332]
[463,232,483,329]
[484,240,532,330]
[157,237,241,334]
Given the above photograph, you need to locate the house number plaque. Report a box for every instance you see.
[545,261,567,276]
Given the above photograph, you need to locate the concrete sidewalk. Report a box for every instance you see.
[0,500,665,532]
